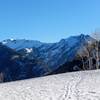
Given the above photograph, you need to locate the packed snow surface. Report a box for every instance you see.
[0,70,100,100]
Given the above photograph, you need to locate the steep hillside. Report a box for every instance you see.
[0,43,37,82]
[0,34,99,82]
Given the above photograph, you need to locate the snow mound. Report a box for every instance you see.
[0,70,100,100]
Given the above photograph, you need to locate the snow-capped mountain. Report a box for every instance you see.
[3,35,95,68]
[0,34,96,82]
[2,39,43,50]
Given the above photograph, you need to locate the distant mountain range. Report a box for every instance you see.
[0,34,98,82]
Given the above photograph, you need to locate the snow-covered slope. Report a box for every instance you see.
[0,70,100,100]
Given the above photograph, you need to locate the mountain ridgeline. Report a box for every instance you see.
[0,34,100,82]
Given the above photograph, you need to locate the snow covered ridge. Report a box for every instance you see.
[2,39,43,50]
[0,70,100,100]
[1,34,92,51]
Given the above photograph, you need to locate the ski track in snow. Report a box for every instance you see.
[0,70,100,100]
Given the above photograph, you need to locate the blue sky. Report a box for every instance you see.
[0,0,100,42]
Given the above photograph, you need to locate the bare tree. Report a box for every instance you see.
[77,31,100,70]
[77,42,94,70]
[77,52,86,70]
[0,72,4,83]
[91,30,100,69]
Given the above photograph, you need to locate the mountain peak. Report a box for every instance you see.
[2,39,43,50]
